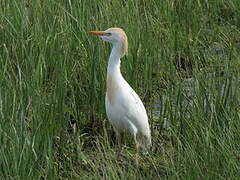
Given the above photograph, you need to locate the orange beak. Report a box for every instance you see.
[88,31,106,36]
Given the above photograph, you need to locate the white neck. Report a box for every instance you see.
[107,44,122,75]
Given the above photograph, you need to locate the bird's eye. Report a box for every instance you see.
[105,33,112,36]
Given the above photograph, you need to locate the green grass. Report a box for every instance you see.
[0,0,240,179]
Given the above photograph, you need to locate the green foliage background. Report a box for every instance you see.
[0,0,240,179]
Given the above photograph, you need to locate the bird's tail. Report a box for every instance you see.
[138,131,152,153]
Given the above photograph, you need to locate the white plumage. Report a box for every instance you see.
[88,28,151,153]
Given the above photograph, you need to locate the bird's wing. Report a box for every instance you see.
[129,89,146,113]
[120,85,149,133]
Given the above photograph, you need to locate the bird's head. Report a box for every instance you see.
[88,27,128,57]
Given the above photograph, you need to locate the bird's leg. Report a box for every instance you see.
[134,134,139,166]
[115,132,122,157]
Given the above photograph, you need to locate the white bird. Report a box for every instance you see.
[88,27,151,156]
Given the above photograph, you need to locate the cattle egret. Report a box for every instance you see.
[88,28,151,159]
